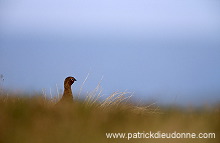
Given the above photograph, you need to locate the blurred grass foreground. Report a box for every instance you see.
[0,92,219,143]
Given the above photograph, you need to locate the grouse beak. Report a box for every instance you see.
[70,78,77,83]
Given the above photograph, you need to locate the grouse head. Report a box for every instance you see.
[64,76,77,86]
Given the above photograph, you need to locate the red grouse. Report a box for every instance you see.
[59,76,77,103]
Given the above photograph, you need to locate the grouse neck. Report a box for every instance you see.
[63,85,73,97]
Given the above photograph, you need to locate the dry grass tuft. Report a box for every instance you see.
[39,75,160,114]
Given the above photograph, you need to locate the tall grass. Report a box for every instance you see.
[0,76,219,143]
[0,93,219,143]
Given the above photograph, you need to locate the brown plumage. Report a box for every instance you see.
[59,76,77,103]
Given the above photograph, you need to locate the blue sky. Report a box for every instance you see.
[0,0,220,105]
